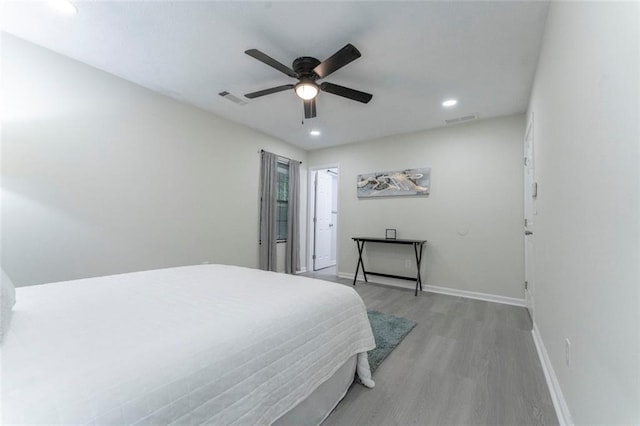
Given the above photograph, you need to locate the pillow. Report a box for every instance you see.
[1,268,17,343]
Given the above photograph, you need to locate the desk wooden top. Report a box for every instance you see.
[352,237,427,244]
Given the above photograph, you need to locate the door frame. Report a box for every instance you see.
[307,163,340,274]
[524,113,536,321]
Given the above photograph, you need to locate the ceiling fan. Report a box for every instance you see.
[244,44,373,119]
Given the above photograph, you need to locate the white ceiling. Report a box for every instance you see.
[2,1,549,150]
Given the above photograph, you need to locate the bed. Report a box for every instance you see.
[1,264,376,425]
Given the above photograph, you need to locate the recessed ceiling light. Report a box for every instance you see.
[48,0,78,15]
[442,99,458,107]
[310,130,321,136]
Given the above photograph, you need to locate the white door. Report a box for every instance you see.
[314,171,333,270]
[524,115,536,320]
[330,172,338,263]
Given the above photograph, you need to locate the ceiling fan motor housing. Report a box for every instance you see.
[293,57,321,79]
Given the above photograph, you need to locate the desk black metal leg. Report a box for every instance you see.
[353,240,368,286]
[417,243,424,291]
[413,243,424,296]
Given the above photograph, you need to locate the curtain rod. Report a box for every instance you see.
[259,149,302,164]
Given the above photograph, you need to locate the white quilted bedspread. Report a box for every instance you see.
[1,265,375,425]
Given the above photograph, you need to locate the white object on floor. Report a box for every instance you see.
[1,268,17,343]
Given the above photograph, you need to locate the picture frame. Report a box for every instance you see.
[385,229,397,240]
[357,167,430,198]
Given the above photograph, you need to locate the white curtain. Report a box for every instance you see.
[259,151,278,271]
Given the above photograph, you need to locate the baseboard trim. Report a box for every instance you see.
[338,272,414,291]
[296,267,307,274]
[338,272,526,307]
[424,284,525,307]
[531,322,573,426]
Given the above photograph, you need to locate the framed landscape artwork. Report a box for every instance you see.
[357,167,431,198]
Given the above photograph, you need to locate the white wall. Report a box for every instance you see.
[308,115,525,300]
[527,2,639,424]
[1,34,307,286]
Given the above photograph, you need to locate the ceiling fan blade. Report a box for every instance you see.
[245,84,294,99]
[313,44,361,79]
[245,49,298,78]
[304,98,317,119]
[320,82,372,104]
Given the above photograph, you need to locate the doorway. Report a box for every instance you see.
[309,166,339,272]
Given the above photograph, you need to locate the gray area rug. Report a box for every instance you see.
[367,310,417,372]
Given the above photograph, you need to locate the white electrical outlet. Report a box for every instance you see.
[565,338,571,367]
[405,259,411,268]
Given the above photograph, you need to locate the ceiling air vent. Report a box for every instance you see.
[218,91,247,105]
[445,113,478,125]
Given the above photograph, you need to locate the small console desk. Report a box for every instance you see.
[352,237,427,296]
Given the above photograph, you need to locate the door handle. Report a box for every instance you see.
[329,223,334,227]
[525,230,533,235]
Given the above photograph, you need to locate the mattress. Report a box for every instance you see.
[273,355,357,426]
[1,264,375,425]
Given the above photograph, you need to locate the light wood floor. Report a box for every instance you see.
[302,271,558,426]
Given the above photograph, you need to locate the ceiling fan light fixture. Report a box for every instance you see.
[295,81,319,100]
